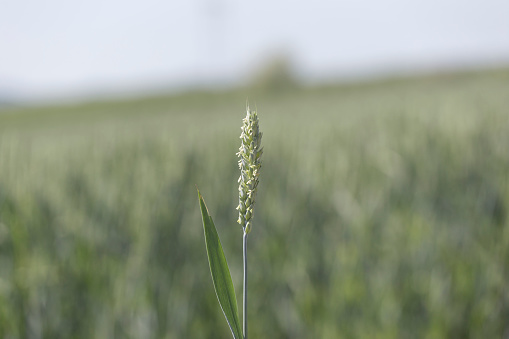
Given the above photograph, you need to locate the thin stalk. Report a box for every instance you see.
[243,231,248,339]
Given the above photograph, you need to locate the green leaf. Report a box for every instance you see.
[197,189,243,339]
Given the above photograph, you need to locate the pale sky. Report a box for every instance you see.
[1,0,509,101]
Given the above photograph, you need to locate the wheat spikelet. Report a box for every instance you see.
[236,104,263,234]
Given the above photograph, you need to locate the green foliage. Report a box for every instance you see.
[198,190,242,339]
[0,69,508,338]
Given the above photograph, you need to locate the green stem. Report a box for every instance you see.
[243,231,248,339]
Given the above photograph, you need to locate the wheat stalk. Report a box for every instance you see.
[236,104,263,339]
[198,103,262,339]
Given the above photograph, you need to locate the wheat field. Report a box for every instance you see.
[0,69,508,338]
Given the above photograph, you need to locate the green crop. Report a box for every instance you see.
[0,68,508,338]
[198,105,262,339]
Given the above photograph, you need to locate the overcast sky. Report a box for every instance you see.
[1,0,509,101]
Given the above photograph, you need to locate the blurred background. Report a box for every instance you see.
[1,0,509,338]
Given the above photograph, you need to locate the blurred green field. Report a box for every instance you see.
[0,69,509,338]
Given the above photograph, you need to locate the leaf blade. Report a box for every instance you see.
[198,189,243,339]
